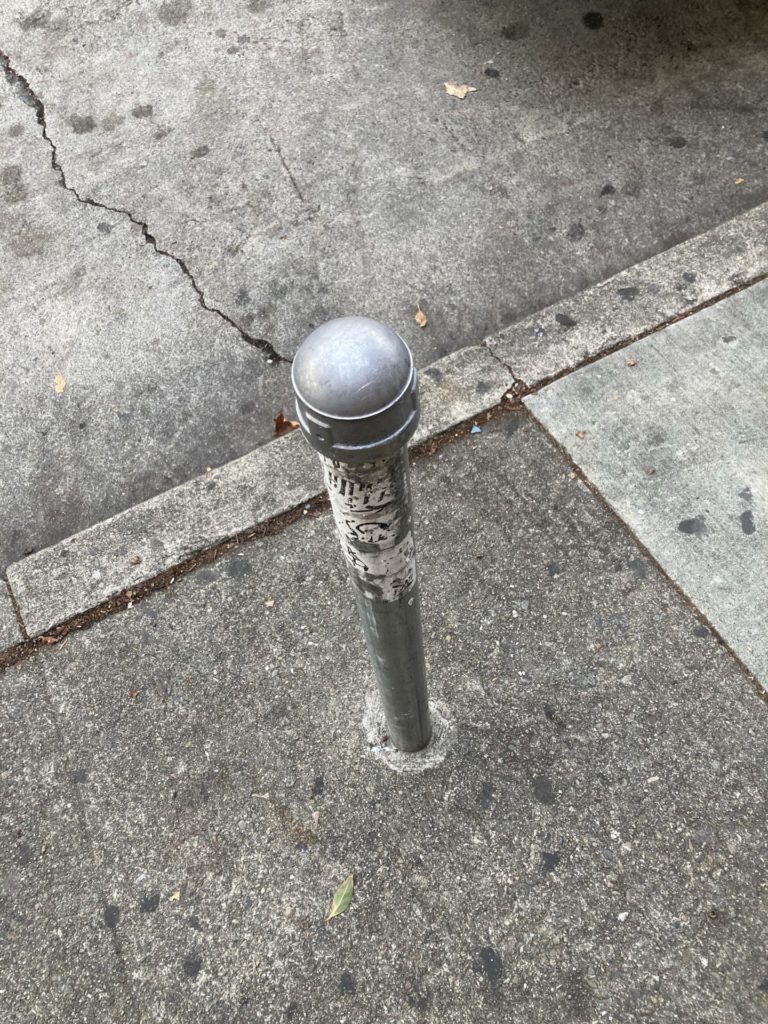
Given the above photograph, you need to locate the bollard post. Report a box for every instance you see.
[292,316,432,752]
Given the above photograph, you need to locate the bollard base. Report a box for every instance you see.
[362,692,456,773]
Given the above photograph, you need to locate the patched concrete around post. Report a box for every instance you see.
[489,202,768,387]
[525,279,768,685]
[0,582,23,650]
[5,346,514,641]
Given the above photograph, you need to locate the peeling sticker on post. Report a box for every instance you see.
[321,453,417,601]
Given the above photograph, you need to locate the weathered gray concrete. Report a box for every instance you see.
[3,0,766,362]
[5,428,317,639]
[526,280,768,685]
[0,69,292,571]
[414,345,512,445]
[6,344,512,640]
[0,580,22,648]
[0,669,136,1021]
[3,415,768,1022]
[2,0,768,569]
[489,202,768,387]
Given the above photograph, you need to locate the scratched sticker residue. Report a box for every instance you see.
[322,454,417,601]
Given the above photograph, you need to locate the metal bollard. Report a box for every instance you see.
[292,316,432,752]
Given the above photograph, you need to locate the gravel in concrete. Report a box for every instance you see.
[489,202,768,386]
[526,279,768,686]
[6,344,512,640]
[5,415,768,1022]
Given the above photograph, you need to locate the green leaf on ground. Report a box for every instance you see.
[326,873,354,921]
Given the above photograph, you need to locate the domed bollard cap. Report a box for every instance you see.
[292,316,419,464]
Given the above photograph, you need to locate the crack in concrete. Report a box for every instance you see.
[267,131,305,204]
[483,341,528,395]
[0,50,291,365]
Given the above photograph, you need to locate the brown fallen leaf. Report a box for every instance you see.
[734,177,745,185]
[128,688,140,699]
[129,554,142,566]
[54,373,67,394]
[627,358,637,367]
[415,306,428,329]
[444,81,477,100]
[274,410,300,437]
[575,430,586,439]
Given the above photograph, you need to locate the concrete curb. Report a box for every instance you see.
[6,345,512,639]
[4,202,766,648]
[488,202,768,388]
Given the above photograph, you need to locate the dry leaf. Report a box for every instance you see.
[274,410,300,437]
[444,81,476,100]
[168,890,181,902]
[575,430,586,439]
[326,873,354,921]
[54,373,67,394]
[264,598,275,608]
[734,177,745,185]
[626,358,637,367]
[129,554,142,566]
[415,306,428,329]
[128,688,140,699]
[569,471,578,480]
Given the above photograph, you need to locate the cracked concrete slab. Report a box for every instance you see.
[1,0,766,373]
[2,0,768,574]
[0,68,292,569]
[5,415,768,1021]
[525,279,768,686]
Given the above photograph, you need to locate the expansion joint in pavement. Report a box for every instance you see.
[0,49,291,366]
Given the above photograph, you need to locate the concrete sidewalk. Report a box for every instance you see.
[527,278,768,684]
[3,412,768,1023]
[2,0,767,566]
